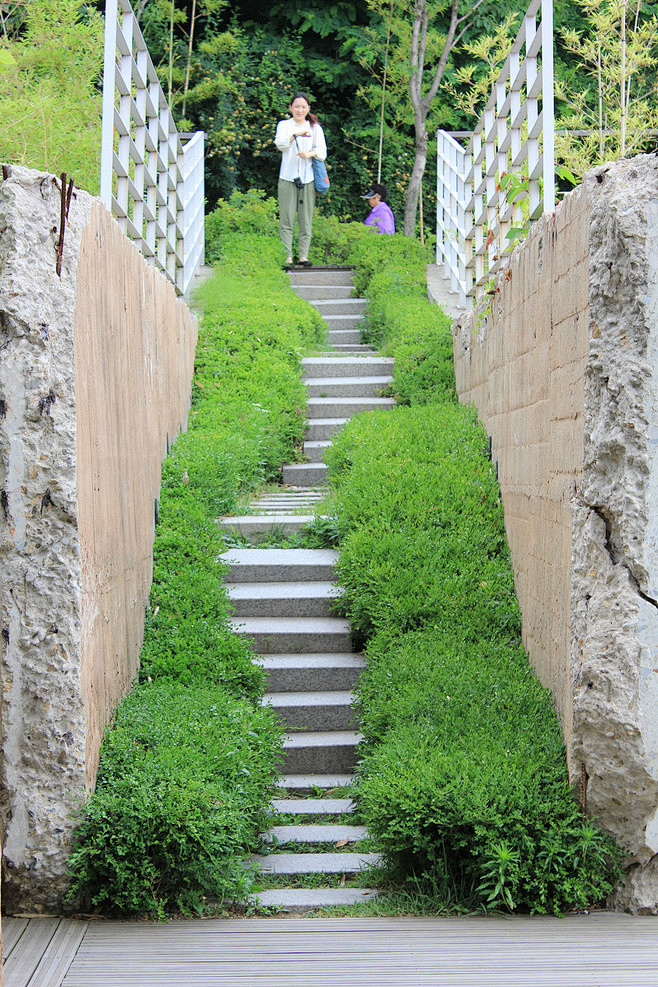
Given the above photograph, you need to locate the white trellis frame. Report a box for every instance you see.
[100,0,204,295]
[436,0,554,305]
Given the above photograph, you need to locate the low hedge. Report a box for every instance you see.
[323,235,621,913]
[67,219,324,917]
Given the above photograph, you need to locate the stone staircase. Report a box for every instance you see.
[219,266,395,911]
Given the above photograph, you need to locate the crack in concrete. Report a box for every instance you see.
[591,505,658,611]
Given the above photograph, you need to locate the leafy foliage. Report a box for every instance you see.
[0,0,104,191]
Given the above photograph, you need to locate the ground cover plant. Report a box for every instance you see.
[321,236,622,915]
[67,210,325,918]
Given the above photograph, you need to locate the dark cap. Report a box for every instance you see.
[361,183,387,200]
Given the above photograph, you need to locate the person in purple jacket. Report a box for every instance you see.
[361,183,395,235]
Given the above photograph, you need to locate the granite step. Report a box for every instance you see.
[257,653,364,693]
[263,690,357,730]
[292,284,357,301]
[264,823,367,844]
[227,581,340,618]
[304,418,348,440]
[253,851,379,875]
[220,515,316,542]
[271,797,356,814]
[220,548,337,583]
[282,730,361,773]
[254,887,379,910]
[305,376,392,398]
[230,616,352,654]
[306,396,396,418]
[282,462,328,486]
[276,774,354,793]
[302,356,394,378]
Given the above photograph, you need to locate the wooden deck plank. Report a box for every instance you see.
[2,920,29,959]
[57,914,658,987]
[4,919,60,987]
[27,920,88,987]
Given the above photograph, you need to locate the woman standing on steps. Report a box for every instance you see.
[274,92,327,266]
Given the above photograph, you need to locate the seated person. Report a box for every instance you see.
[361,183,395,235]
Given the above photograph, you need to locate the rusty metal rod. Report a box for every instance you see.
[56,171,67,277]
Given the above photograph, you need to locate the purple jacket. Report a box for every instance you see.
[364,201,395,235]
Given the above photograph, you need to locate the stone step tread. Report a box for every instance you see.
[264,824,367,843]
[302,356,393,365]
[306,417,348,426]
[306,375,393,386]
[221,548,337,581]
[263,690,354,708]
[231,616,351,634]
[253,851,380,874]
[254,888,379,909]
[283,731,362,748]
[271,798,356,814]
[227,581,341,601]
[221,514,316,525]
[277,774,354,790]
[307,397,395,407]
[258,654,364,669]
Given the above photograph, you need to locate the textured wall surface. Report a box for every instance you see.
[453,155,658,911]
[0,166,197,912]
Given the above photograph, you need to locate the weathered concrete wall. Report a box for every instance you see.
[453,154,658,911]
[0,166,197,912]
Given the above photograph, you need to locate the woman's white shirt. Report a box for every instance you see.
[275,118,327,184]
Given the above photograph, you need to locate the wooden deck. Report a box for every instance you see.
[4,912,658,986]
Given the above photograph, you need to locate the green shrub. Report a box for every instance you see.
[67,681,282,917]
[205,190,280,263]
[326,404,519,646]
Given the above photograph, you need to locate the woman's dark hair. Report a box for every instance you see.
[290,91,319,126]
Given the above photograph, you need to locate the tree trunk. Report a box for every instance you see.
[404,123,428,236]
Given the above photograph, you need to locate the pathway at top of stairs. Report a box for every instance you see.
[219,266,396,912]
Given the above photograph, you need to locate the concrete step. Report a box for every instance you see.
[302,356,394,378]
[330,344,375,353]
[305,376,392,398]
[327,329,362,345]
[323,315,365,331]
[271,797,356,814]
[313,299,367,317]
[303,440,332,463]
[230,616,352,654]
[282,462,328,486]
[227,581,341,618]
[264,823,367,844]
[254,887,379,910]
[220,515,315,542]
[304,418,348,441]
[253,851,379,875]
[282,730,361,773]
[307,396,396,418]
[292,284,356,301]
[263,690,357,730]
[289,267,355,287]
[277,774,354,792]
[257,653,364,692]
[220,548,337,583]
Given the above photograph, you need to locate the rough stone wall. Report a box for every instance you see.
[453,154,658,911]
[0,166,197,912]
